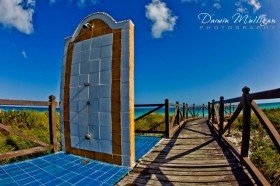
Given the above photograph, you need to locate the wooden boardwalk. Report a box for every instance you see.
[118,119,254,186]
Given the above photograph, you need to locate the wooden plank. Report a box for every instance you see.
[135,164,243,172]
[221,135,241,159]
[118,118,254,185]
[222,88,280,104]
[250,88,280,100]
[222,97,242,104]
[0,99,59,107]
[214,105,220,124]
[124,172,248,183]
[0,99,50,106]
[169,119,186,136]
[132,168,240,177]
[169,107,178,127]
[49,95,58,152]
[0,123,49,147]
[243,157,270,186]
[251,101,280,153]
[0,146,52,160]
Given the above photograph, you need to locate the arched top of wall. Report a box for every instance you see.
[65,12,134,42]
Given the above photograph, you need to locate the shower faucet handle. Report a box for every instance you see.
[87,101,90,105]
[84,83,90,86]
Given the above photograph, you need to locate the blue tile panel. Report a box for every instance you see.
[135,135,161,161]
[0,152,129,186]
[0,135,160,185]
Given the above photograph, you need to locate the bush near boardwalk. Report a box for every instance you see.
[0,110,60,164]
[230,108,280,185]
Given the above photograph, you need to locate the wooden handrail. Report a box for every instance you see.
[214,105,220,124]
[170,106,179,127]
[221,102,243,134]
[135,103,164,107]
[0,146,52,160]
[0,95,59,160]
[0,123,49,147]
[208,86,280,185]
[0,99,59,107]
[217,87,280,104]
[135,105,164,121]
[250,88,280,100]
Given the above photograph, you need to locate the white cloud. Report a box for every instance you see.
[21,50,27,58]
[213,3,221,9]
[0,0,35,34]
[235,0,261,13]
[145,0,178,38]
[77,0,98,7]
[181,0,198,3]
[236,7,248,13]
[235,1,248,13]
[50,0,97,7]
[248,0,261,12]
[49,0,56,5]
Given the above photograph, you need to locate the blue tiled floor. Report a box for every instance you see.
[135,135,161,161]
[0,152,129,186]
[0,135,161,185]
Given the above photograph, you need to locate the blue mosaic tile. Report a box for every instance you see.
[44,178,65,186]
[16,176,35,185]
[0,135,160,185]
[135,135,161,161]
[24,181,43,186]
[87,179,103,186]
[12,173,30,182]
[68,175,85,184]
[75,177,95,186]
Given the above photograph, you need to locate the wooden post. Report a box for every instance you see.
[211,100,215,124]
[49,95,58,152]
[183,103,186,120]
[202,104,205,118]
[241,87,251,157]
[186,104,188,119]
[193,104,195,118]
[208,102,211,121]
[228,103,232,135]
[176,101,180,124]
[165,99,170,138]
[219,96,224,136]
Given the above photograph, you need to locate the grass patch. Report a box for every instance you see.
[135,113,165,132]
[0,110,60,164]
[229,108,280,185]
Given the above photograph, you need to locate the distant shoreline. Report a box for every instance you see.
[1,102,280,118]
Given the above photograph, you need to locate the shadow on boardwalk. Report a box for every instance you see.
[118,118,254,186]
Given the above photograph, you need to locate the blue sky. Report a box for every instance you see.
[0,0,279,104]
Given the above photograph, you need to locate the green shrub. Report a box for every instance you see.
[135,113,165,134]
[230,108,280,185]
[0,110,60,164]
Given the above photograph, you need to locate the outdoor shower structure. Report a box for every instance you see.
[60,12,135,167]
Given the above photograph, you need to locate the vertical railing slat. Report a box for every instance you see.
[165,99,170,138]
[241,87,251,157]
[49,95,58,152]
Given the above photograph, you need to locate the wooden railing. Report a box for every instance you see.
[135,100,208,138]
[208,87,280,185]
[0,96,59,161]
[186,103,208,118]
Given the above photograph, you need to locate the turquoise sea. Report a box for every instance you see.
[0,102,280,118]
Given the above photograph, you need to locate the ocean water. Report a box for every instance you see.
[0,102,280,118]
